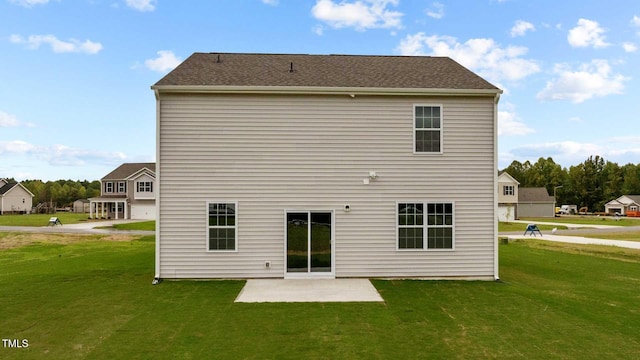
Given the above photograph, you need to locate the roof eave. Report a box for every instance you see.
[151,85,502,97]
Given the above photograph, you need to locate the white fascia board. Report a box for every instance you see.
[151,85,503,97]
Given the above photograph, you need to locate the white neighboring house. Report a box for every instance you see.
[604,195,640,215]
[0,179,34,215]
[152,53,502,280]
[497,172,519,222]
[89,163,156,220]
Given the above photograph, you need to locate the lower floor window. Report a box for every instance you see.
[398,202,454,250]
[207,202,237,251]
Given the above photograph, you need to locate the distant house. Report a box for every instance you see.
[604,195,640,215]
[73,199,90,213]
[89,163,156,220]
[518,188,555,218]
[152,52,502,280]
[497,172,519,221]
[0,179,34,215]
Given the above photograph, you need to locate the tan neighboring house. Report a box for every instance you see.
[73,199,90,213]
[0,179,34,215]
[89,163,156,220]
[152,53,502,280]
[604,195,640,215]
[518,187,555,218]
[497,172,519,221]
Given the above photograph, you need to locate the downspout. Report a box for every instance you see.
[493,92,501,281]
[152,88,162,285]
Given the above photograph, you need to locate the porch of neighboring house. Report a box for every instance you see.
[89,197,128,219]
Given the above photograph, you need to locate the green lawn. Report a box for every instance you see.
[0,213,94,226]
[522,216,640,227]
[498,222,565,232]
[1,235,640,359]
[111,221,155,231]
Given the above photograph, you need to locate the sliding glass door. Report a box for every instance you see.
[286,211,333,276]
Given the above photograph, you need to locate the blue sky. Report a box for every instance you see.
[1,0,639,181]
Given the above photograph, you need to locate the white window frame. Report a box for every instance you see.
[206,201,238,252]
[136,181,153,193]
[503,185,514,196]
[413,104,444,155]
[396,201,455,251]
[117,181,126,193]
[105,182,113,193]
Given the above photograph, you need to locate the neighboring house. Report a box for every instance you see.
[152,53,502,280]
[73,199,90,213]
[0,178,34,215]
[89,163,156,220]
[517,188,555,218]
[604,195,640,215]
[497,172,519,222]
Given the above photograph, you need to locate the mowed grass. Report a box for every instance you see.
[0,213,95,226]
[2,235,640,359]
[498,222,565,232]
[522,216,640,227]
[111,221,155,231]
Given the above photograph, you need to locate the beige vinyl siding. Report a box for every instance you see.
[1,186,33,214]
[158,93,496,279]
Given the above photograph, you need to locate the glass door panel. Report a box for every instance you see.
[310,212,332,272]
[286,212,309,273]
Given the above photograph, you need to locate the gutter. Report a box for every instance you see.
[493,92,501,281]
[150,85,503,97]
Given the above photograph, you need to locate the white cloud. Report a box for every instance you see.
[568,116,583,123]
[396,33,540,83]
[0,111,20,127]
[632,15,640,27]
[536,60,629,103]
[567,18,610,48]
[313,25,324,35]
[510,20,535,37]
[10,34,103,54]
[261,0,278,5]
[145,50,182,72]
[507,139,640,167]
[498,109,535,136]
[623,42,638,53]
[125,0,156,12]
[8,0,49,7]
[425,2,444,19]
[311,0,402,31]
[0,140,127,166]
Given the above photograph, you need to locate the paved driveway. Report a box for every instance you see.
[0,219,154,236]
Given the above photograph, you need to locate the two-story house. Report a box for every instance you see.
[497,172,519,221]
[89,163,156,220]
[152,53,502,280]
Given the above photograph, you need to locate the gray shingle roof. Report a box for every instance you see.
[519,188,555,203]
[102,163,156,181]
[153,53,500,91]
[0,182,17,196]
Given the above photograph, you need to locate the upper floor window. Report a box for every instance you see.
[414,105,442,153]
[105,182,113,193]
[117,182,126,193]
[137,181,153,193]
[503,185,514,196]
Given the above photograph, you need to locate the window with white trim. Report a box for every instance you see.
[105,182,113,193]
[136,181,153,193]
[414,105,442,153]
[207,202,237,251]
[503,185,514,196]
[398,202,454,250]
[117,181,126,193]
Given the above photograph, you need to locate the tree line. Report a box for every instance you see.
[502,156,640,213]
[13,179,102,207]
